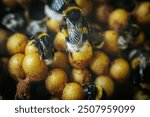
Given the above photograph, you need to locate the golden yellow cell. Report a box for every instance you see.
[109,9,129,31]
[51,52,69,71]
[25,40,38,55]
[96,5,113,23]
[46,19,61,33]
[53,32,67,52]
[7,33,28,55]
[90,51,110,75]
[45,69,68,97]
[71,68,91,84]
[110,58,130,82]
[69,41,93,69]
[103,30,121,54]
[22,53,48,81]
[8,53,25,81]
[135,2,150,24]
[62,83,84,100]
[95,75,115,97]
[75,0,93,16]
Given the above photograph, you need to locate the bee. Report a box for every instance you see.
[44,0,75,21]
[61,6,89,52]
[2,13,25,33]
[118,23,141,50]
[129,49,150,85]
[31,32,54,65]
[87,24,104,49]
[83,83,106,100]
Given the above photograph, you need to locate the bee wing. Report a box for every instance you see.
[51,0,66,11]
[66,18,83,45]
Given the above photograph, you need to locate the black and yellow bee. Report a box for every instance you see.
[2,12,25,33]
[46,0,103,51]
[83,83,106,100]
[32,32,54,65]
[61,6,89,52]
[87,24,104,49]
[118,23,141,50]
[46,0,103,52]
[129,49,150,85]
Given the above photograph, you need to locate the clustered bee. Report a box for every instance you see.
[61,6,89,52]
[1,11,47,36]
[2,12,25,33]
[83,83,106,100]
[118,23,141,50]
[45,0,103,52]
[87,24,104,49]
[45,0,88,52]
[31,32,55,65]
[83,83,98,100]
[129,49,150,86]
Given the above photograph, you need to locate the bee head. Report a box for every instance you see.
[124,24,140,37]
[64,6,84,24]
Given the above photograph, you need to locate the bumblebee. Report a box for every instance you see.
[31,32,54,65]
[2,13,25,33]
[61,6,89,52]
[83,83,106,100]
[129,49,150,86]
[45,0,91,52]
[87,24,104,49]
[118,23,141,50]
